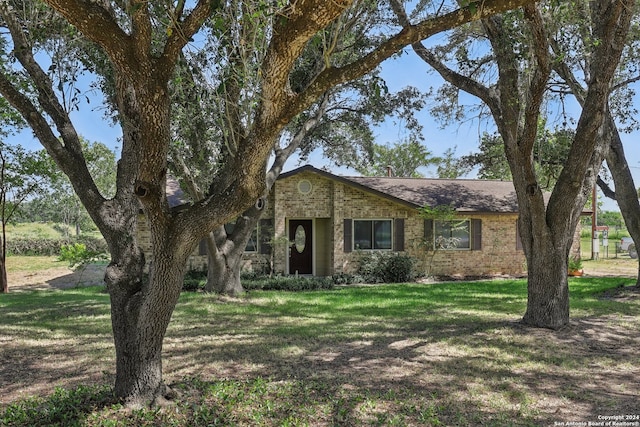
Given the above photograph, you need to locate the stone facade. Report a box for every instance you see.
[271,170,526,277]
[137,166,585,278]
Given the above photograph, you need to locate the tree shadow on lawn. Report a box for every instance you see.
[163,311,640,425]
[1,281,639,425]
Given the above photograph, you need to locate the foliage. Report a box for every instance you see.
[598,211,625,230]
[457,125,574,189]
[17,140,116,235]
[568,256,583,271]
[354,251,416,283]
[59,242,107,269]
[355,136,436,178]
[243,275,334,291]
[330,272,362,285]
[182,270,335,292]
[7,236,107,257]
[436,146,462,178]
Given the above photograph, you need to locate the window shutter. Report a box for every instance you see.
[516,221,523,250]
[393,218,405,251]
[471,219,482,251]
[424,219,434,250]
[259,218,273,254]
[198,238,207,256]
[344,218,353,253]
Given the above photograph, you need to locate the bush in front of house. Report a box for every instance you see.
[58,242,108,268]
[183,269,206,292]
[181,270,336,292]
[243,275,334,291]
[355,251,416,283]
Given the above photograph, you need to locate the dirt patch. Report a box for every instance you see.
[7,263,107,292]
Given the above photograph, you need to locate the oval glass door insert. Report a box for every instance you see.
[294,225,306,253]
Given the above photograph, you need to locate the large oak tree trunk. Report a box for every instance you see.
[207,250,243,295]
[107,234,189,406]
[520,220,571,328]
[205,204,264,296]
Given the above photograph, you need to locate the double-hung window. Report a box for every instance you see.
[354,219,392,250]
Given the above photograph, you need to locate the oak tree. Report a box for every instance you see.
[390,0,633,328]
[0,0,538,405]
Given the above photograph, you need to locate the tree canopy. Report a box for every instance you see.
[1,0,539,406]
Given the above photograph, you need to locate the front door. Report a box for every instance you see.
[289,219,313,275]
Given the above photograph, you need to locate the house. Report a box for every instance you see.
[138,165,586,278]
[268,165,528,277]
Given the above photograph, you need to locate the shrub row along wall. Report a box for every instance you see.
[6,236,108,256]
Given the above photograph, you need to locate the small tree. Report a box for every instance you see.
[416,204,461,276]
[0,142,49,293]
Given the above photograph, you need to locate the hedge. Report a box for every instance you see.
[6,236,108,256]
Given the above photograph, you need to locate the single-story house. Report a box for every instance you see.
[138,165,581,278]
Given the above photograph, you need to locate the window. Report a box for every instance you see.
[434,220,471,250]
[353,219,392,250]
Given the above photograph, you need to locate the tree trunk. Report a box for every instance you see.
[206,241,243,295]
[0,255,7,294]
[107,244,187,407]
[521,232,570,329]
[603,116,640,286]
[204,231,244,296]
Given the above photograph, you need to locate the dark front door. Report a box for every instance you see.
[289,219,313,275]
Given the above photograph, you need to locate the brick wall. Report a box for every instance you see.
[137,171,585,278]
[274,171,527,277]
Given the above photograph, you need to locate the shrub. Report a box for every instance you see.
[330,272,362,285]
[243,275,334,291]
[380,253,415,283]
[183,269,207,292]
[59,242,107,268]
[355,251,416,283]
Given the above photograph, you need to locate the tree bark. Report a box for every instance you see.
[206,235,244,296]
[108,247,186,407]
[0,255,7,294]
[603,115,640,285]
[522,240,569,328]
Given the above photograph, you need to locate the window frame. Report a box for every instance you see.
[433,219,472,251]
[353,218,393,251]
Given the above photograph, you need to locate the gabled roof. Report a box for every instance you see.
[279,165,520,213]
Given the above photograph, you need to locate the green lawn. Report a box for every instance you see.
[1,278,639,426]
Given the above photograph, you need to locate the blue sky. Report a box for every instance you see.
[8,44,639,213]
[302,50,640,212]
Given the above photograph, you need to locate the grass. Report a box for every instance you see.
[1,278,639,426]
[4,222,102,240]
[3,222,74,240]
[4,255,66,273]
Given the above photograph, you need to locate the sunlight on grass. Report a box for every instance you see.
[5,256,66,273]
[1,278,638,426]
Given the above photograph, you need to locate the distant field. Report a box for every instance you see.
[4,222,102,240]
